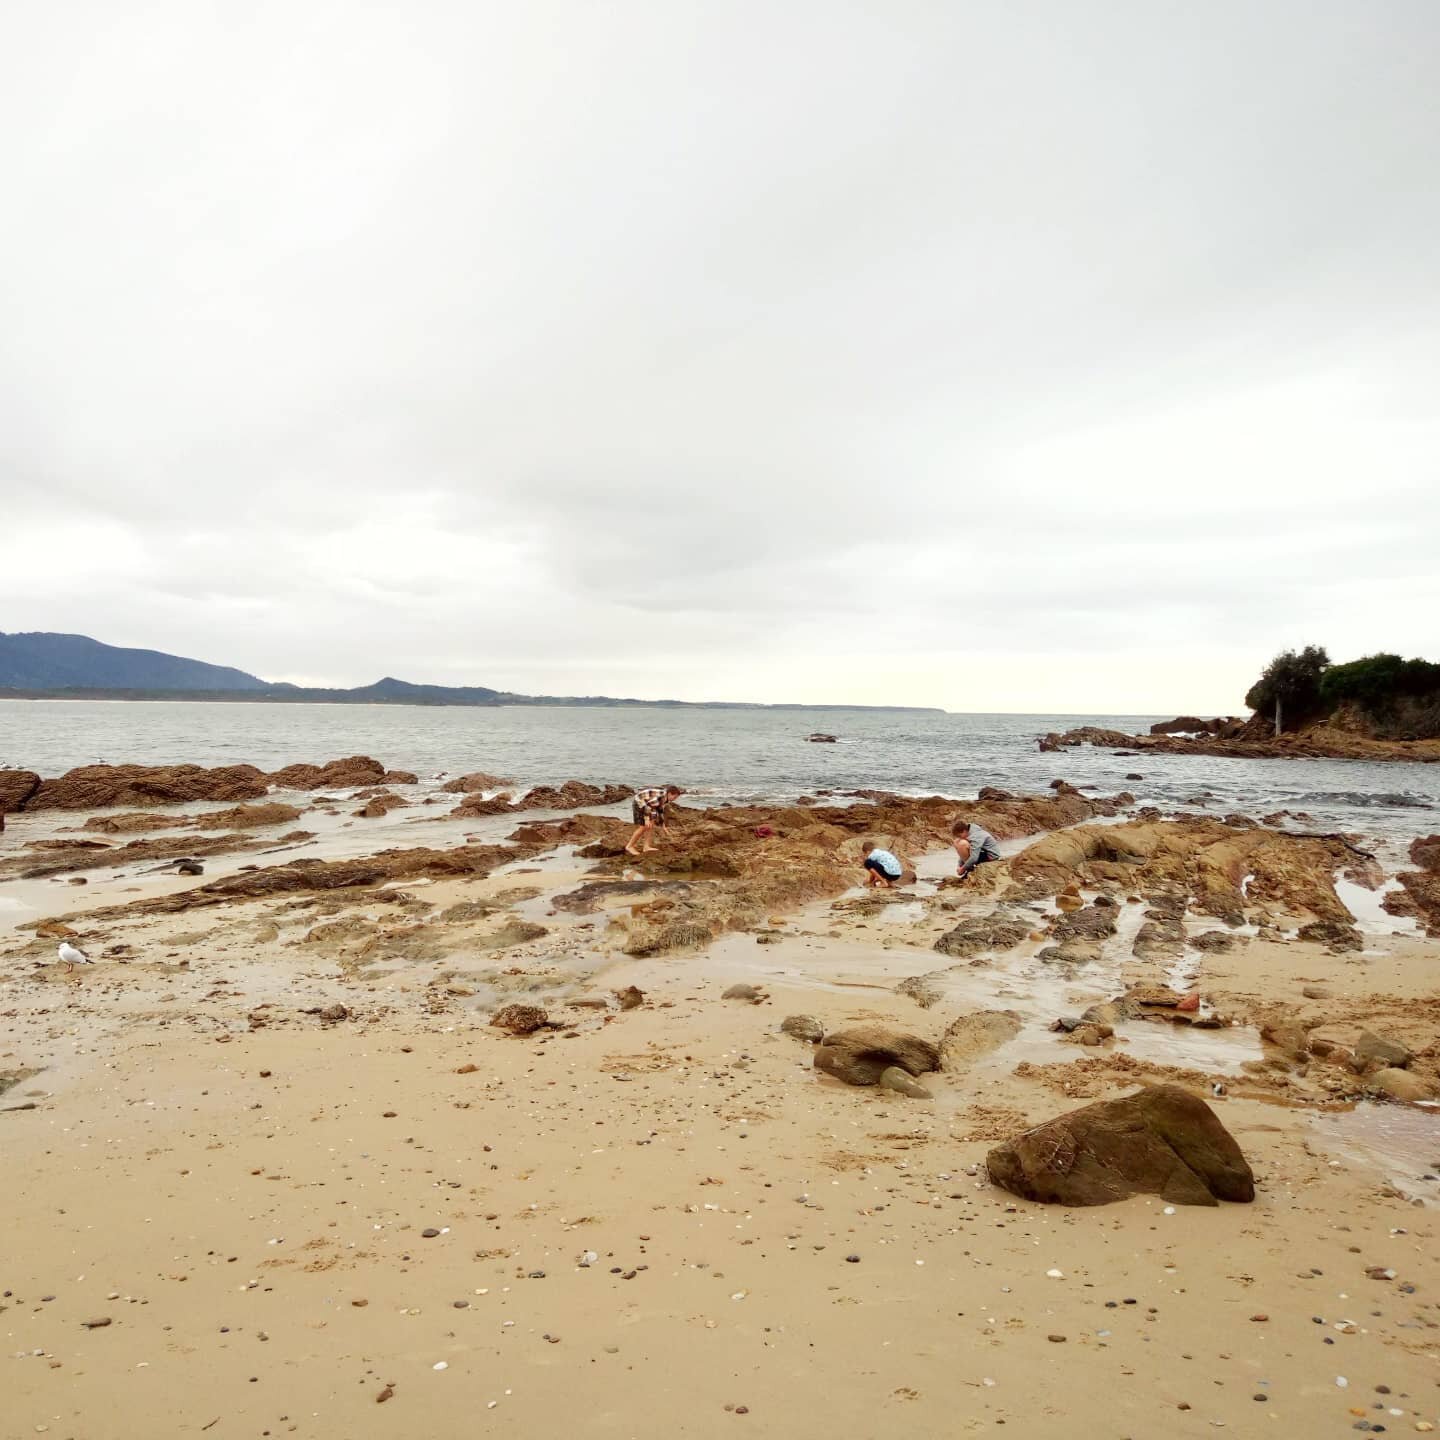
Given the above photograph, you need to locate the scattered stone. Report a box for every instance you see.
[614,986,645,1010]
[80,1317,112,1329]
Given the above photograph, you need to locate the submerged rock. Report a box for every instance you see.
[986,1084,1255,1207]
[814,1026,939,1087]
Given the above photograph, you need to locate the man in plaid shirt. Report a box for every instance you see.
[625,784,683,856]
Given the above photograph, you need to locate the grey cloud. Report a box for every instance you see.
[1,1,1437,706]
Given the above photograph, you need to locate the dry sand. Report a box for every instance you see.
[3,792,1439,1438]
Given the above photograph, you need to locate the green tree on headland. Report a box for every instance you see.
[1244,645,1330,733]
[1244,647,1440,738]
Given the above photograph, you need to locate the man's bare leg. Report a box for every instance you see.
[624,824,647,856]
[641,818,658,853]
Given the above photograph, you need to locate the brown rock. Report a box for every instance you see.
[0,769,42,813]
[722,983,764,1002]
[1368,1068,1436,1104]
[986,1084,1256,1207]
[268,756,387,790]
[614,986,646,1011]
[82,811,193,834]
[939,1010,1023,1070]
[814,1026,939,1087]
[780,1014,824,1043]
[381,770,419,785]
[28,762,270,811]
[441,771,512,793]
[933,909,1033,958]
[193,802,305,830]
[877,1066,932,1099]
[1409,834,1440,870]
[491,1004,550,1035]
[353,792,409,819]
[1355,1031,1413,1070]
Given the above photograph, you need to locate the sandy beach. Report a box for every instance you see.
[3,768,1439,1438]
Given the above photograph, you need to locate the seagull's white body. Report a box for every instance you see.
[57,942,92,965]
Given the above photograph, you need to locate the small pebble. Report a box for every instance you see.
[422,1228,441,1239]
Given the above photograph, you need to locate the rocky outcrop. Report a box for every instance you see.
[814,1026,940,1087]
[28,763,271,811]
[441,771,512,793]
[194,802,306,830]
[452,792,517,818]
[41,843,529,918]
[933,908,1035,958]
[0,769,41,813]
[353,792,409,819]
[267,756,388,790]
[17,755,407,812]
[516,781,633,810]
[986,1085,1255,1207]
[1039,720,1440,764]
[939,1010,1022,1070]
[82,810,192,834]
[450,780,632,820]
[1005,818,1354,927]
[781,1015,825,1043]
[1410,835,1440,870]
[1149,716,1240,736]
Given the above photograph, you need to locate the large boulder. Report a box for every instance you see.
[986,1085,1255,1207]
[939,1010,1023,1070]
[1409,835,1440,871]
[814,1026,939,1087]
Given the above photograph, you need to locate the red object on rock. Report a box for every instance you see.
[754,825,775,838]
[1175,991,1201,1012]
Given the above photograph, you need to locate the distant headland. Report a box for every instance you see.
[0,632,942,713]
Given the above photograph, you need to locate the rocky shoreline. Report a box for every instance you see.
[3,757,1440,1436]
[1038,716,1440,762]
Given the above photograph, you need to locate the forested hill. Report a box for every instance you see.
[0,633,942,712]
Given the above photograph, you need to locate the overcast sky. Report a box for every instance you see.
[3,2,1436,712]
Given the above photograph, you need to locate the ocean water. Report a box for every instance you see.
[1,700,1438,848]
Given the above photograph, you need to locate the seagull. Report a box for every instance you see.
[57,942,93,967]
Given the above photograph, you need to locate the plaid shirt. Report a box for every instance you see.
[635,787,670,818]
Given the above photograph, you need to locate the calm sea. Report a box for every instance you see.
[1,700,1437,848]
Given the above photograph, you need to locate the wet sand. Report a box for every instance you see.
[3,791,1439,1438]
